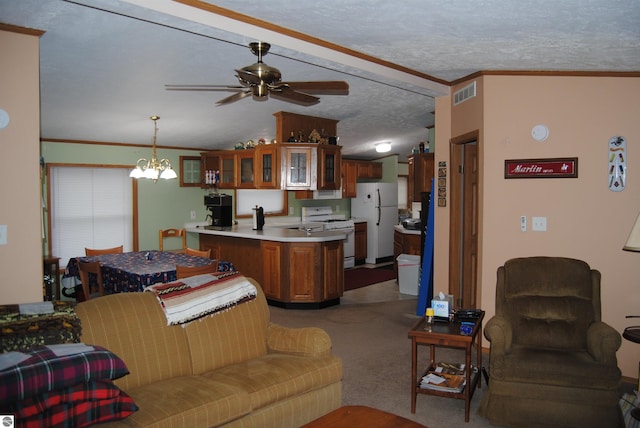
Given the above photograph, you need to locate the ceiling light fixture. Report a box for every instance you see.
[129,116,177,181]
[376,142,391,153]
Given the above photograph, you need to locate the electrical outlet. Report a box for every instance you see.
[289,207,295,215]
[190,210,197,220]
[520,216,527,232]
[532,216,547,231]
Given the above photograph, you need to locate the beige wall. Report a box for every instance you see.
[436,74,640,378]
[0,29,43,304]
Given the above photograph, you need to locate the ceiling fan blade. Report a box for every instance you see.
[165,84,245,92]
[216,90,252,106]
[270,89,320,106]
[281,81,349,95]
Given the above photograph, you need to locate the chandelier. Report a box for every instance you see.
[129,115,177,181]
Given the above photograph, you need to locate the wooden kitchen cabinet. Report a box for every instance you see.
[200,150,236,189]
[393,228,421,277]
[199,234,343,307]
[273,111,338,144]
[236,150,255,188]
[282,145,313,189]
[255,145,279,188]
[322,240,343,300]
[408,153,435,202]
[354,221,367,265]
[356,161,383,179]
[341,160,358,198]
[281,144,343,192]
[261,240,283,299]
[317,144,342,190]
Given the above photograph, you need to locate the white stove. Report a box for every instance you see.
[301,206,355,268]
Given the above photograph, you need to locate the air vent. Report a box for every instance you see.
[453,81,476,105]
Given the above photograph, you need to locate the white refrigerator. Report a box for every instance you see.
[351,183,398,264]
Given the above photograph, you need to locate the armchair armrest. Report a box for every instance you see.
[587,321,621,365]
[483,316,513,379]
[267,323,332,357]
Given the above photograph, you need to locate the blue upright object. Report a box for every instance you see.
[416,180,435,316]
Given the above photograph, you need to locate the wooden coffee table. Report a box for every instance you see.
[302,405,427,427]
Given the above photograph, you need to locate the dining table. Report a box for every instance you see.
[63,250,235,295]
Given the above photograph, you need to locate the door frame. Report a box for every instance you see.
[448,130,480,308]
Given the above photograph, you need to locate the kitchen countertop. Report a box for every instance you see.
[394,224,421,235]
[186,224,347,243]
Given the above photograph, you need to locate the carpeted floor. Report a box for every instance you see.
[269,296,495,428]
[344,267,397,291]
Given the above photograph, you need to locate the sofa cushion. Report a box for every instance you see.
[76,292,193,391]
[185,279,270,374]
[119,375,250,427]
[201,353,343,411]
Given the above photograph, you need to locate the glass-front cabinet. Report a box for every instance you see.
[255,145,279,189]
[219,153,236,188]
[317,145,342,190]
[236,151,255,188]
[283,146,313,189]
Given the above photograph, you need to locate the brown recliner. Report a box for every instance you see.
[479,256,623,428]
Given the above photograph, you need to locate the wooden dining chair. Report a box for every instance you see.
[185,247,211,258]
[85,245,123,256]
[159,228,187,252]
[77,260,104,302]
[175,261,219,279]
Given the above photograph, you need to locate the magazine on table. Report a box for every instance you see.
[420,362,466,392]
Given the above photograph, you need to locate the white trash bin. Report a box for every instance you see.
[397,254,421,295]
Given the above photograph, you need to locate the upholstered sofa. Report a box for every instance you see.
[479,257,623,428]
[74,276,343,427]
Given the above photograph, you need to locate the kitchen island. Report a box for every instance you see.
[187,225,345,308]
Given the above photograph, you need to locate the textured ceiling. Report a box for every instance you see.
[1,0,639,160]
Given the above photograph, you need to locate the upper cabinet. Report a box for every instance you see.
[275,111,342,191]
[317,145,342,190]
[408,153,435,202]
[273,111,338,145]
[254,144,279,189]
[201,111,343,191]
[341,159,383,198]
[281,145,313,190]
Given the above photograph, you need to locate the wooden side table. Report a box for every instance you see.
[43,256,61,301]
[407,312,484,422]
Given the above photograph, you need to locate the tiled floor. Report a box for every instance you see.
[341,263,416,305]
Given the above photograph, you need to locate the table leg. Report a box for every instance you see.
[477,323,483,389]
[429,344,435,367]
[464,344,472,422]
[411,338,417,413]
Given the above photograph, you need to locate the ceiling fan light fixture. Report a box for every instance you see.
[376,142,392,153]
[252,84,269,100]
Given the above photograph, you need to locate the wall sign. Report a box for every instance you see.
[504,157,578,179]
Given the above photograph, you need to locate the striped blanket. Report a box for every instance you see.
[145,272,257,326]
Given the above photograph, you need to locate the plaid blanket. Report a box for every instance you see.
[145,271,257,326]
[0,344,129,404]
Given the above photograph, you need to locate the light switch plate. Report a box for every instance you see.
[0,224,7,245]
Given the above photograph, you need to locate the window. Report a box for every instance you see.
[49,166,134,267]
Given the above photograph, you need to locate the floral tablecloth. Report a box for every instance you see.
[63,251,235,294]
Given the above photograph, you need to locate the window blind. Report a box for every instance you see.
[50,167,133,267]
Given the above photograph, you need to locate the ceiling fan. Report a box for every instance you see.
[165,42,349,106]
